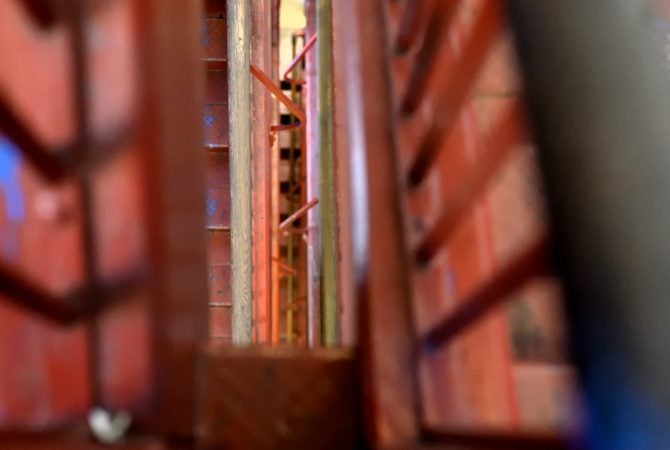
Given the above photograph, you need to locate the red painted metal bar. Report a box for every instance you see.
[250,63,306,130]
[282,33,317,85]
[399,1,459,112]
[0,261,79,323]
[395,0,434,54]
[407,0,502,186]
[253,49,309,344]
[0,95,69,181]
[0,259,145,325]
[422,427,567,449]
[422,234,550,350]
[0,93,133,183]
[246,0,274,344]
[278,197,319,231]
[415,102,525,264]
[272,257,299,276]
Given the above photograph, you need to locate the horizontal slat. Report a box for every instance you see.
[422,426,568,449]
[415,102,526,264]
[0,94,69,181]
[407,0,503,186]
[0,430,167,450]
[422,235,550,350]
[0,259,145,325]
[204,58,227,70]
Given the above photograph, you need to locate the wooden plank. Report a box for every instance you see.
[196,346,358,450]
[407,0,502,185]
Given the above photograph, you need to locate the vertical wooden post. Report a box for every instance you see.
[335,0,421,445]
[270,0,282,345]
[250,0,273,344]
[317,0,338,346]
[138,0,208,435]
[228,0,253,344]
[305,0,321,347]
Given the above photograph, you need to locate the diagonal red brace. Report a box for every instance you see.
[282,34,318,85]
[250,64,306,132]
[279,198,319,231]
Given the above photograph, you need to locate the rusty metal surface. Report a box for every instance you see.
[196,345,358,450]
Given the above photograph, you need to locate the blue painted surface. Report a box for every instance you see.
[205,189,217,218]
[203,114,215,128]
[0,137,25,222]
[0,137,24,260]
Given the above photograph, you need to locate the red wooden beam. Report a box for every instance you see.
[422,234,550,350]
[415,102,526,264]
[407,0,503,185]
[399,1,459,110]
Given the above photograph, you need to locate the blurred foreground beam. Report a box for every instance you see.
[509,0,670,447]
[197,345,358,450]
